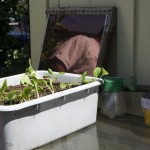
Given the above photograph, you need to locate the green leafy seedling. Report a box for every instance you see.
[25,59,40,98]
[20,75,31,85]
[80,67,109,84]
[0,79,8,104]
[32,76,39,97]
[81,72,94,84]
[93,67,109,78]
[48,68,65,83]
[0,79,7,99]
[93,67,102,78]
[49,78,55,93]
[7,90,18,105]
[60,82,67,90]
[40,79,55,94]
[25,59,37,78]
[48,68,53,75]
[21,86,32,101]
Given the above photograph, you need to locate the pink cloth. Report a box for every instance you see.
[49,35,100,76]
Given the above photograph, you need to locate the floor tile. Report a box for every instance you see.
[36,110,150,150]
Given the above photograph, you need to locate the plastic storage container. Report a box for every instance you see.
[101,76,126,118]
[0,71,102,150]
[141,93,150,126]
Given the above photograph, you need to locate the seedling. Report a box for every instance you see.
[93,67,109,78]
[7,90,18,105]
[21,86,32,102]
[48,68,65,83]
[0,79,7,99]
[25,59,40,98]
[80,67,109,84]
[0,59,108,105]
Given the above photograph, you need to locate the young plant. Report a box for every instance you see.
[48,68,68,91]
[81,72,94,84]
[25,59,40,98]
[7,90,18,105]
[48,68,65,83]
[38,78,55,94]
[59,82,67,90]
[0,80,7,104]
[59,81,79,90]
[93,67,109,78]
[20,86,32,102]
[0,60,109,106]
[0,79,7,101]
[81,67,109,84]
[20,75,31,85]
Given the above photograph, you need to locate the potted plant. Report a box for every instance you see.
[0,60,108,150]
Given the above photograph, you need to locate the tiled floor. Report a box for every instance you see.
[37,110,150,150]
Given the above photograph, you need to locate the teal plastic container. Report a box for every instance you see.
[101,76,126,118]
[102,76,123,93]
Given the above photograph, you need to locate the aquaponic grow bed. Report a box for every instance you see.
[0,71,102,150]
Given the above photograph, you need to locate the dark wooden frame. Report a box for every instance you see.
[39,7,117,70]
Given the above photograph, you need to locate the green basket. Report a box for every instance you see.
[102,76,123,92]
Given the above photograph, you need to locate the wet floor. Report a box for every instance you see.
[36,110,150,150]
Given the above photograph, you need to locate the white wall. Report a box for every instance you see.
[29,0,135,76]
[135,0,150,85]
[29,0,150,85]
[29,0,46,70]
[29,0,150,117]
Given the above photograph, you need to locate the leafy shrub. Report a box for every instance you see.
[0,0,30,78]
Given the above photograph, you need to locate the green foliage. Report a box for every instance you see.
[80,67,109,84]
[60,82,67,90]
[0,0,18,35]
[0,60,109,105]
[48,68,53,75]
[0,79,7,98]
[93,67,109,78]
[25,59,40,97]
[81,72,93,84]
[25,59,37,79]
[20,75,31,85]
[47,68,65,84]
[7,90,18,105]
[21,86,32,101]
[49,78,55,93]
[0,0,30,78]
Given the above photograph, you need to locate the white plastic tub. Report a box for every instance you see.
[0,71,102,150]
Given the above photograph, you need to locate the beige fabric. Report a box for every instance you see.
[49,35,100,76]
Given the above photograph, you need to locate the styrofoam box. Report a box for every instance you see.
[0,71,102,150]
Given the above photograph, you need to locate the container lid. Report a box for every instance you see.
[102,76,123,92]
[143,93,150,99]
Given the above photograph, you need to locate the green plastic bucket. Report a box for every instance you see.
[102,76,123,93]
